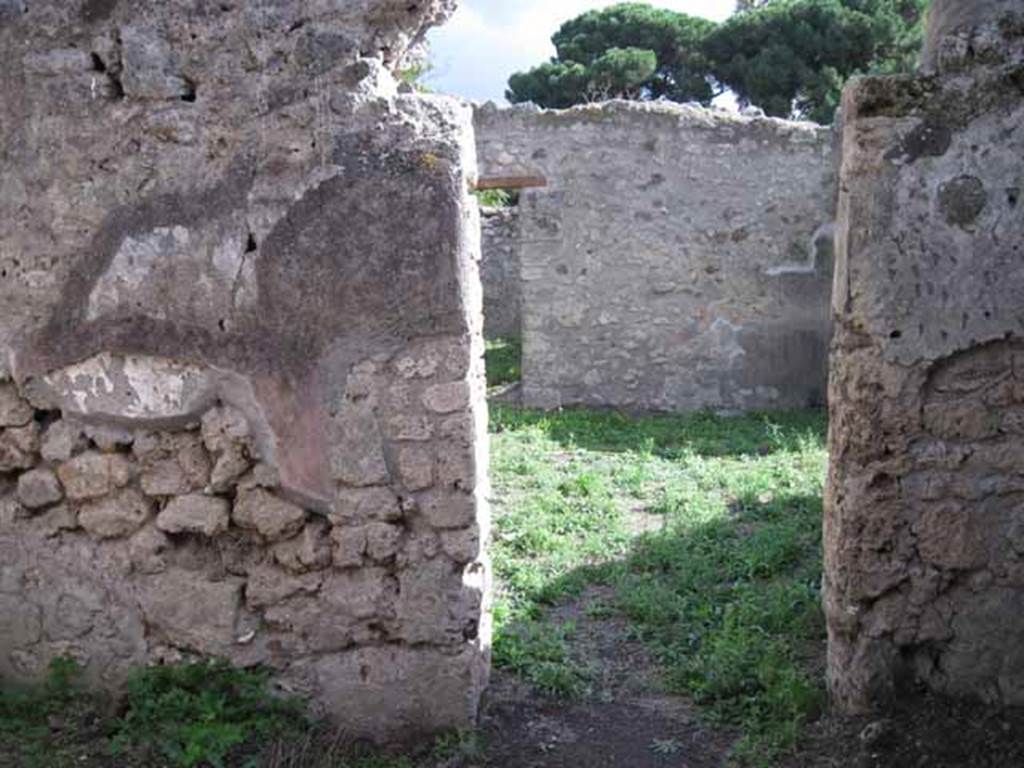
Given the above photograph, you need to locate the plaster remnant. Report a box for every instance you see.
[0,0,488,742]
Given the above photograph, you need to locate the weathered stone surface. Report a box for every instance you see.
[78,489,152,539]
[423,382,472,414]
[332,525,370,569]
[436,439,486,492]
[31,504,79,537]
[201,406,254,492]
[0,0,488,741]
[393,338,473,382]
[135,432,211,496]
[331,522,402,568]
[440,527,484,564]
[245,565,323,610]
[923,0,1024,72]
[394,558,484,645]
[40,419,84,462]
[157,494,230,537]
[138,568,243,654]
[474,101,836,412]
[129,525,171,575]
[297,645,488,744]
[479,206,521,338]
[385,414,434,442]
[330,400,391,487]
[0,595,43,648]
[16,468,63,510]
[825,3,1024,713]
[0,423,39,471]
[263,569,397,652]
[26,354,216,424]
[417,489,481,530]
[57,451,134,500]
[232,488,306,542]
[0,383,33,427]
[396,444,435,491]
[272,520,332,574]
[82,423,134,452]
[331,486,403,524]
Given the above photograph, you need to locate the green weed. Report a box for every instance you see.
[493,620,589,698]
[484,336,522,388]
[113,661,305,768]
[0,656,93,768]
[488,405,828,763]
[431,729,485,761]
[475,189,519,208]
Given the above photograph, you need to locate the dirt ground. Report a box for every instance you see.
[470,586,736,768]
[457,588,1024,768]
[778,692,1024,768]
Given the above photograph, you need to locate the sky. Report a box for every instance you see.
[425,0,736,103]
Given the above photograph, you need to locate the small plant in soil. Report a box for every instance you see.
[488,405,828,765]
[0,656,100,768]
[112,661,306,768]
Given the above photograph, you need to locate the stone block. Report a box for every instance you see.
[57,452,135,500]
[273,520,332,573]
[201,406,254,492]
[303,645,488,743]
[78,489,153,539]
[394,558,483,646]
[396,444,434,491]
[129,525,171,575]
[136,432,211,496]
[330,400,390,487]
[157,494,231,537]
[423,381,472,414]
[331,487,403,524]
[417,489,479,530]
[138,569,243,654]
[245,564,323,610]
[233,487,307,542]
[16,468,63,510]
[0,423,39,472]
[40,419,83,462]
[0,383,32,427]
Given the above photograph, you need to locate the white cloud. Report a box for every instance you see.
[426,0,735,103]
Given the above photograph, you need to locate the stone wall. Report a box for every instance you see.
[474,101,836,412]
[825,1,1024,713]
[479,206,521,339]
[0,0,489,742]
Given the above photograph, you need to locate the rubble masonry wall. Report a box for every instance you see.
[825,0,1024,712]
[0,0,490,742]
[474,101,836,412]
[479,206,521,339]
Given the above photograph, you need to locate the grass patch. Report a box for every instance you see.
[0,660,410,768]
[113,661,305,767]
[475,189,519,208]
[489,405,828,764]
[484,337,522,388]
[0,657,97,768]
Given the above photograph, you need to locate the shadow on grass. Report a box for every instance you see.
[492,487,828,766]
[490,404,828,460]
